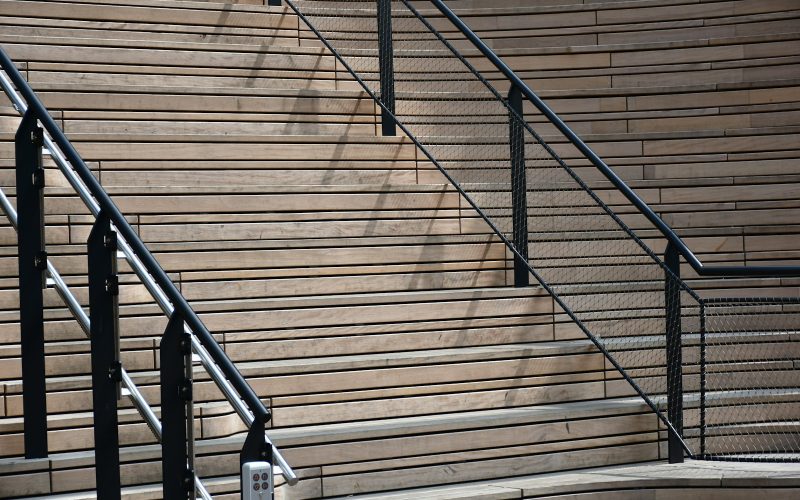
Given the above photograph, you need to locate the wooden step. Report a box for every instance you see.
[0,0,293,30]
[337,459,800,500]
[0,397,658,498]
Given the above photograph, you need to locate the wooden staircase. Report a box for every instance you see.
[0,0,797,498]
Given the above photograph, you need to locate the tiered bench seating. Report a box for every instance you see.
[0,0,797,497]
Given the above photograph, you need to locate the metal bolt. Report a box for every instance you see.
[104,231,117,250]
[30,127,43,146]
[31,168,45,189]
[108,361,122,382]
[33,251,47,271]
[105,276,119,296]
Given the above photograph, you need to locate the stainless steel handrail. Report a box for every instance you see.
[0,59,296,486]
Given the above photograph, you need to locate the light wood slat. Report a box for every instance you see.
[2,0,800,496]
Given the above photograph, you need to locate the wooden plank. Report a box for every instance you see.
[285,413,653,468]
[321,442,659,495]
[271,382,604,426]
[643,133,800,155]
[39,92,374,115]
[5,43,329,71]
[0,470,52,497]
[66,141,415,161]
[0,0,296,29]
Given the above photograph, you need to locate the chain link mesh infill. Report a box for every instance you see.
[288,0,799,461]
[699,298,800,460]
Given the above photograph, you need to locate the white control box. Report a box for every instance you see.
[242,461,274,499]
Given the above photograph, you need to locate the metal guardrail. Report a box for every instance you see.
[0,45,297,497]
[0,184,213,498]
[428,0,800,280]
[286,0,800,464]
[283,0,695,461]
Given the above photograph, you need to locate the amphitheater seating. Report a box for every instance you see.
[0,0,797,498]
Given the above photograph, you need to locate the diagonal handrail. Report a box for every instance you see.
[282,0,695,457]
[0,46,298,488]
[428,0,800,279]
[285,0,800,463]
[0,188,213,499]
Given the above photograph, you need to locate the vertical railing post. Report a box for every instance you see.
[241,412,273,497]
[87,210,122,499]
[377,0,396,136]
[699,300,707,458]
[508,85,529,287]
[664,242,684,463]
[16,109,48,459]
[267,0,281,6]
[161,312,196,499]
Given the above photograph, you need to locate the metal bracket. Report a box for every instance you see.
[108,360,122,383]
[32,167,44,189]
[179,335,192,356]
[33,250,47,272]
[105,275,119,296]
[104,230,117,250]
[179,379,193,402]
[30,126,43,146]
[183,467,195,494]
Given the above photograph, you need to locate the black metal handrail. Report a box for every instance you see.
[0,44,296,495]
[0,45,269,427]
[283,0,695,461]
[285,0,800,465]
[429,0,800,279]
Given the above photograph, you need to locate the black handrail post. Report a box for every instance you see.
[377,0,396,136]
[664,242,684,463]
[240,412,273,493]
[161,312,195,499]
[699,300,707,458]
[508,84,529,287]
[16,109,48,459]
[268,0,281,6]
[0,46,273,436]
[87,211,122,499]
[427,0,800,278]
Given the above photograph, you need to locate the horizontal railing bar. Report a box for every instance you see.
[428,0,800,278]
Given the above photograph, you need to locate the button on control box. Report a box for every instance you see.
[242,461,273,499]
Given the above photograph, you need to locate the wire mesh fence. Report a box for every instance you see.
[287,0,800,461]
[699,298,800,460]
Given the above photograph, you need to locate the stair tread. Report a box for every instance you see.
[0,396,651,470]
[1,33,320,54]
[2,133,406,144]
[335,459,800,499]
[19,81,366,97]
[2,338,592,393]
